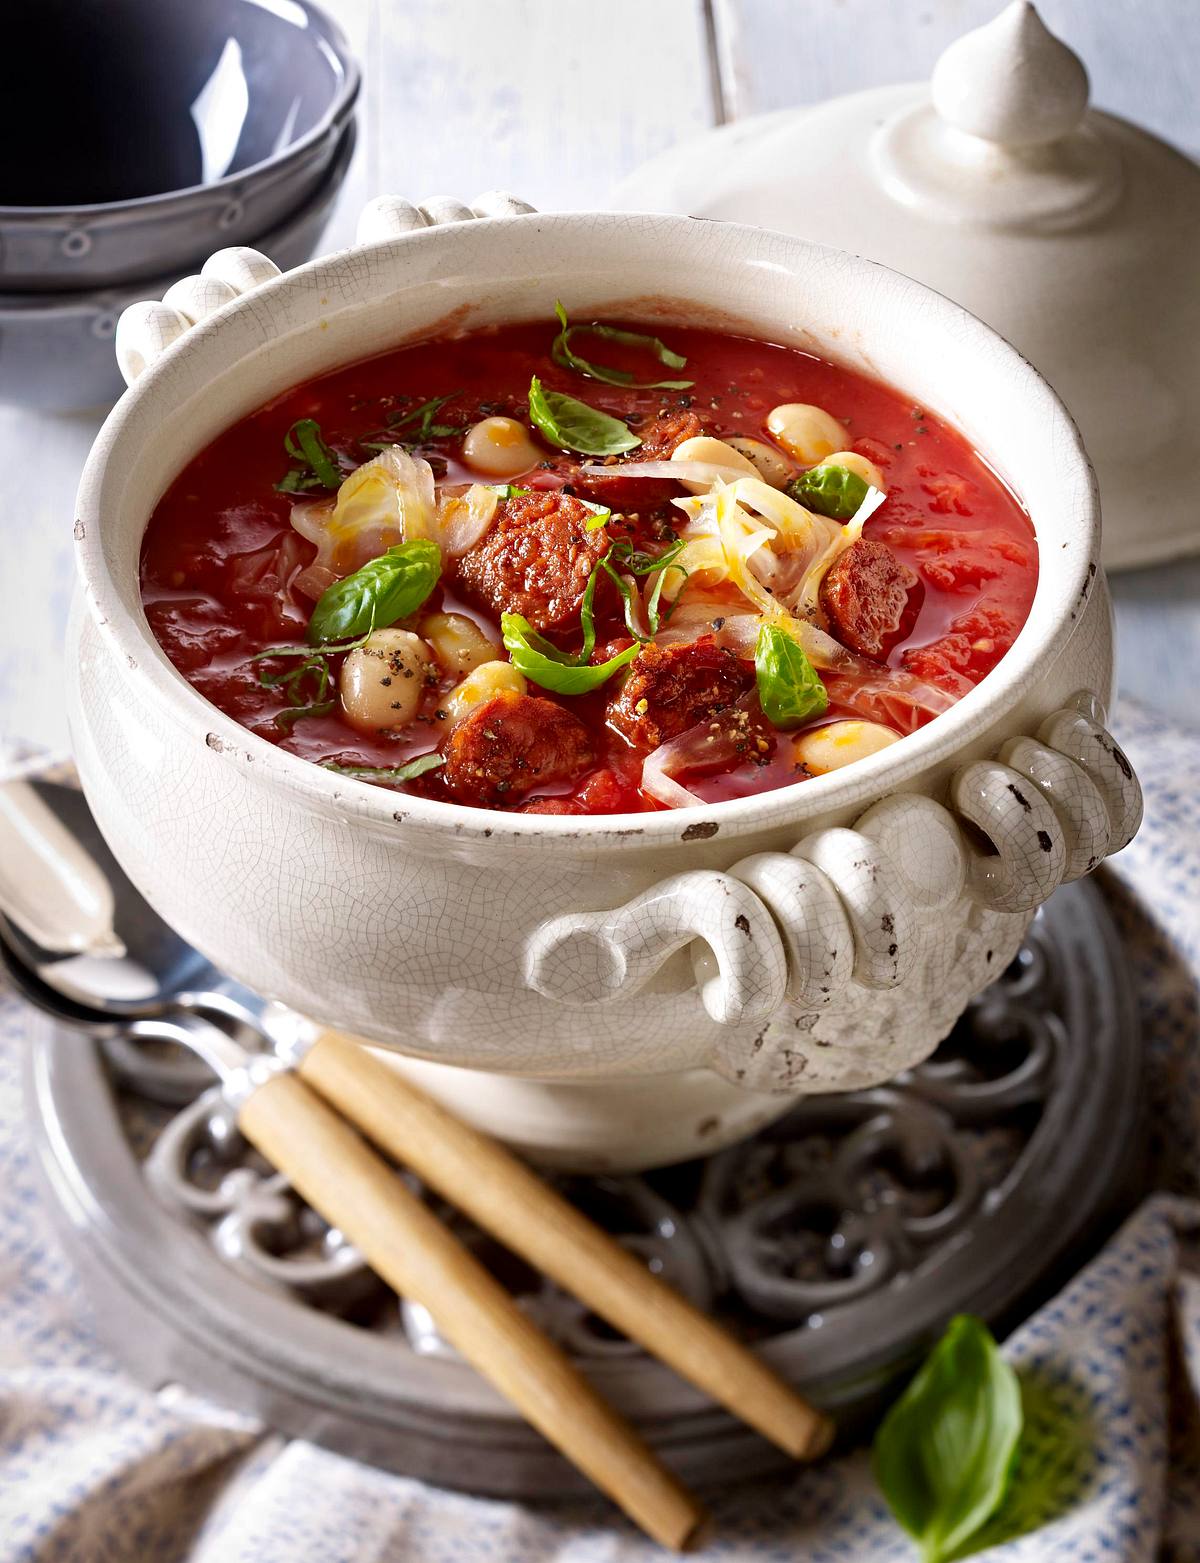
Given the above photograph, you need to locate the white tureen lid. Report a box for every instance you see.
[613,1,1200,572]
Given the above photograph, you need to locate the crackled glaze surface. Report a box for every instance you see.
[70,206,1137,1166]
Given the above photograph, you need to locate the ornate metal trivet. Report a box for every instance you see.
[26,879,1142,1495]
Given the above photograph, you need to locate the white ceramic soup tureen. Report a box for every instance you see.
[68,198,1141,1171]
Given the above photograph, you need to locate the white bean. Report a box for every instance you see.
[340,630,434,734]
[420,612,500,676]
[793,720,900,776]
[441,660,527,726]
[671,435,760,492]
[462,416,543,478]
[766,403,845,465]
[726,435,795,490]
[815,449,886,493]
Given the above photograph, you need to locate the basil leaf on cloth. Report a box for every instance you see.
[307,540,442,646]
[755,622,829,729]
[550,301,693,390]
[527,375,641,456]
[501,612,639,695]
[788,463,872,520]
[874,1314,1023,1563]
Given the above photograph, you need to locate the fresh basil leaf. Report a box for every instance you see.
[755,622,829,729]
[307,540,442,646]
[322,753,446,784]
[874,1315,1022,1563]
[279,418,343,492]
[501,612,638,695]
[788,463,871,521]
[551,302,693,390]
[528,376,641,457]
[580,499,611,531]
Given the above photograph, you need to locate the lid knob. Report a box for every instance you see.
[870,0,1120,231]
[931,1,1089,148]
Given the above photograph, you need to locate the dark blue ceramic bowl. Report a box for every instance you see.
[0,117,356,411]
[0,0,359,290]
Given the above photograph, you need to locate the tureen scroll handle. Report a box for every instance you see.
[524,701,1142,1026]
[113,192,538,386]
[522,871,789,1027]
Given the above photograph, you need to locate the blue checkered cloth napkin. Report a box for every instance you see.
[1,700,1197,1563]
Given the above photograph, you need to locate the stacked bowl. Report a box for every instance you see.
[0,0,359,410]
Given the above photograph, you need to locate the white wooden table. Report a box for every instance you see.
[2,0,1195,758]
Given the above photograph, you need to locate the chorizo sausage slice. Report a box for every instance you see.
[454,490,609,634]
[606,637,753,751]
[819,538,924,661]
[443,691,595,806]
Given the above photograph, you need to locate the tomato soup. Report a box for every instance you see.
[140,313,1037,814]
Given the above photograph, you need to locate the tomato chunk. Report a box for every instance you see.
[902,602,1020,692]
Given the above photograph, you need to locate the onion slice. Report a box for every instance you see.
[641,749,704,807]
[434,483,500,557]
[640,696,761,809]
[290,445,436,579]
[580,459,752,485]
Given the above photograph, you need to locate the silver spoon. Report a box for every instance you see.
[0,778,268,1039]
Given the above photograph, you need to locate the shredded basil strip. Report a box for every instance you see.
[277,418,343,492]
[307,539,442,646]
[645,553,688,633]
[251,633,373,731]
[873,1315,1022,1563]
[755,623,829,729]
[502,613,639,695]
[528,375,641,457]
[274,700,335,730]
[600,539,687,640]
[551,302,693,390]
[788,463,872,521]
[386,392,468,442]
[275,469,322,494]
[322,754,446,785]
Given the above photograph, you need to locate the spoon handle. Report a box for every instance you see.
[295,1031,834,1463]
[236,1069,706,1553]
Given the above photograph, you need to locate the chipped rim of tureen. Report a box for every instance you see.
[73,211,1100,849]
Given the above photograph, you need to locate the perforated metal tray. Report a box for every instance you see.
[26,879,1143,1495]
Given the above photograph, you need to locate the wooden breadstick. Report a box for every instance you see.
[298,1031,835,1462]
[237,1071,707,1552]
